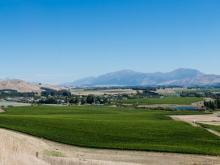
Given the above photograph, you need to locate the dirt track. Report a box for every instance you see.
[171,114,220,138]
[1,128,220,165]
[171,114,220,126]
[0,108,4,113]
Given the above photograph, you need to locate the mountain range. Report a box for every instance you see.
[64,68,220,87]
[1,68,220,92]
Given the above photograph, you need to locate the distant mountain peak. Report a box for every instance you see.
[170,68,202,74]
[103,69,142,75]
[64,68,220,87]
[113,69,135,73]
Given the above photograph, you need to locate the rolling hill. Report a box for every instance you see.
[0,79,61,93]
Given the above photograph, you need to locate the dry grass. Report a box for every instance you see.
[0,129,49,165]
[43,157,135,165]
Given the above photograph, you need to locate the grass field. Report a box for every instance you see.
[122,97,203,105]
[200,123,220,133]
[0,106,219,155]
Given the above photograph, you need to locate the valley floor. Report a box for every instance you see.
[1,128,220,165]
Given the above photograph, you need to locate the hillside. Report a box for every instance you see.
[0,79,61,93]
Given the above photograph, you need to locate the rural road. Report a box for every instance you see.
[0,128,220,165]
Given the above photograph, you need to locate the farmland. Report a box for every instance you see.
[121,97,203,105]
[200,124,220,133]
[0,106,220,155]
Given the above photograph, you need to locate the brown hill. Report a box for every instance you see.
[0,79,61,93]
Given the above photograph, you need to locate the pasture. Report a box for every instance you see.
[0,106,219,155]
[122,97,203,105]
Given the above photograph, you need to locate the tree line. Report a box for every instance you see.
[204,99,220,110]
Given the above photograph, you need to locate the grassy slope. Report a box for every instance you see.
[122,97,203,105]
[0,106,219,155]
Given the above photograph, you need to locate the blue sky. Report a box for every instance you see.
[0,0,220,84]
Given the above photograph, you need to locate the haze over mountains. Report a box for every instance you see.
[1,68,220,92]
[65,68,220,87]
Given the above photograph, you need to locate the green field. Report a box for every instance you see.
[122,97,203,105]
[200,123,220,133]
[0,106,219,155]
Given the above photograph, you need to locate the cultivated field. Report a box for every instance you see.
[121,97,203,105]
[0,106,220,155]
[171,114,220,138]
[200,124,220,133]
[1,128,220,165]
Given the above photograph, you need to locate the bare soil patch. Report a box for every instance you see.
[171,114,220,126]
[0,108,4,113]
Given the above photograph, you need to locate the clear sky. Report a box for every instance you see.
[0,0,220,84]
